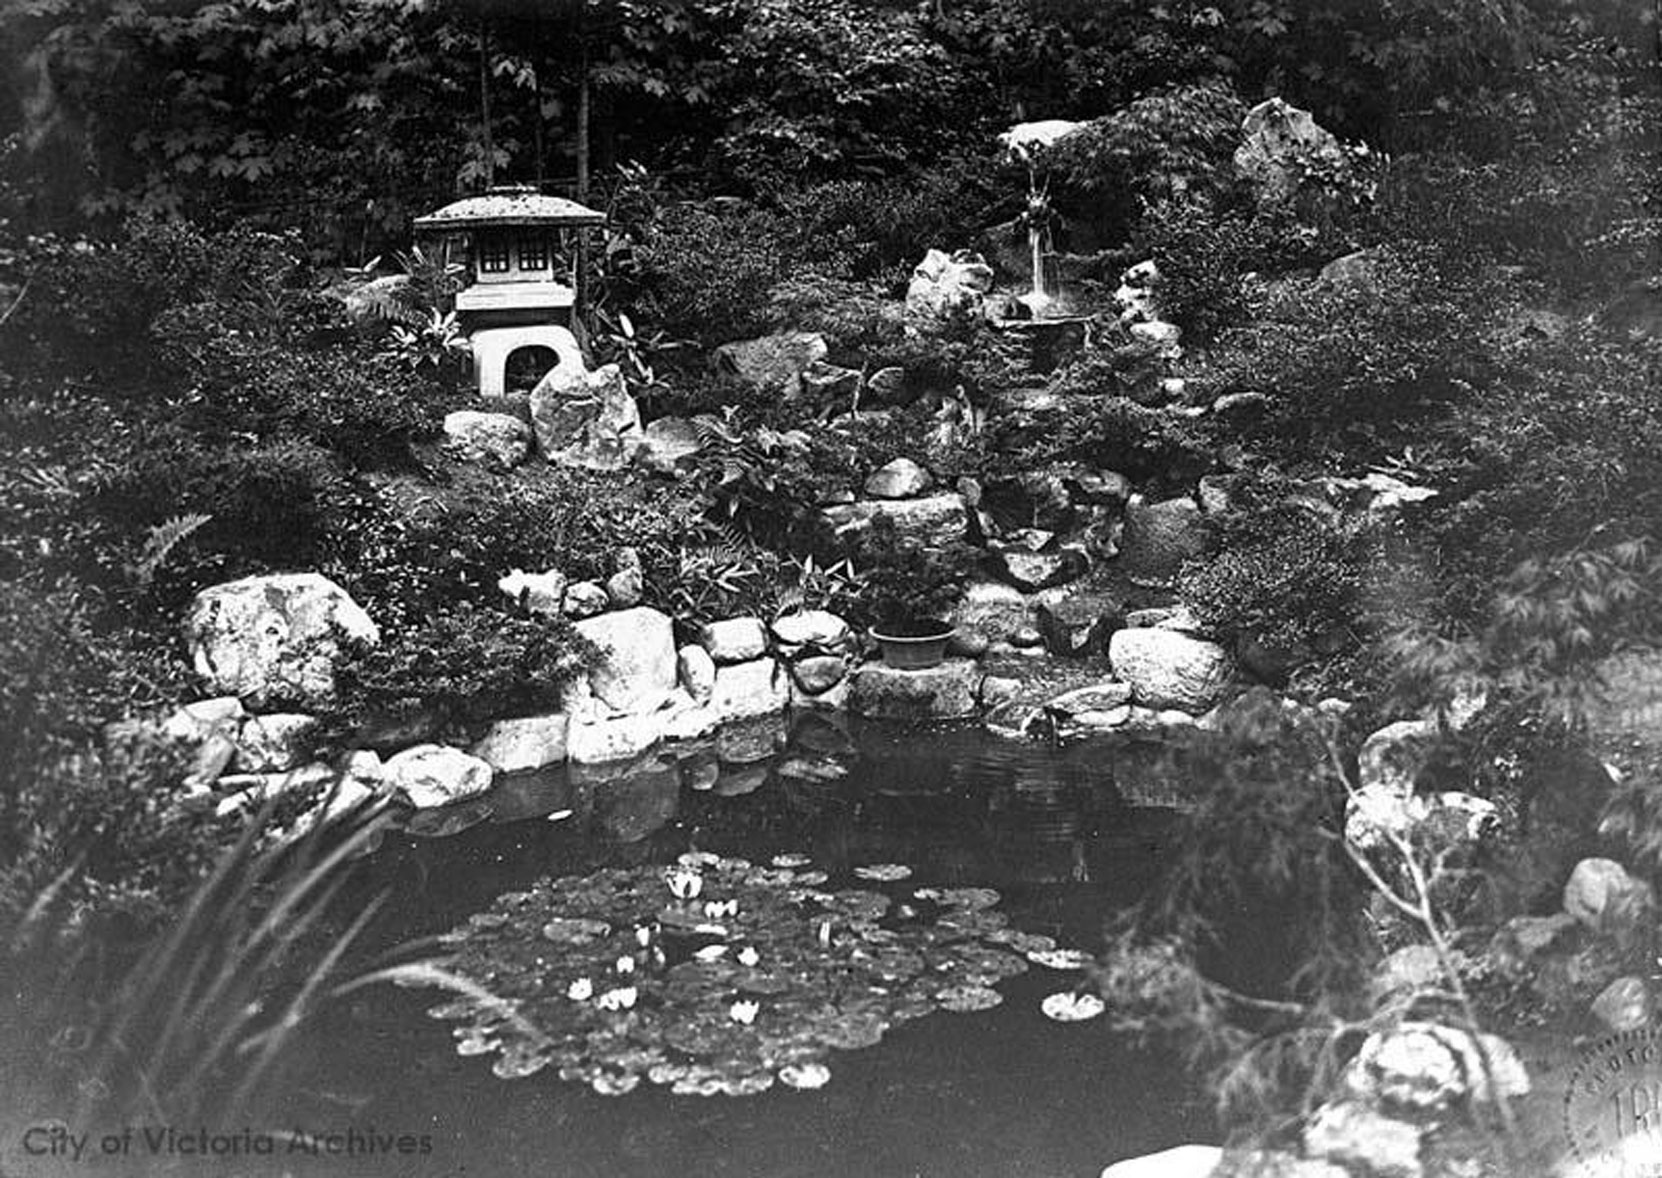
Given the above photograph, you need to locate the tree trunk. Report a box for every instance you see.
[576,32,591,202]
[478,18,494,187]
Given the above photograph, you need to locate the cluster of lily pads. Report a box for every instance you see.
[423,853,1105,1096]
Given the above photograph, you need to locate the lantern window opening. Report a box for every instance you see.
[478,235,512,274]
[518,233,550,271]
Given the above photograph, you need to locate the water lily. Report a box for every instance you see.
[666,866,705,900]
[634,924,654,948]
[596,986,638,1012]
[704,898,739,919]
[615,955,636,975]
[737,945,761,967]
[694,944,729,961]
[729,999,759,1025]
[566,977,594,1001]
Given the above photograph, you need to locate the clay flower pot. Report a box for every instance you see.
[869,619,957,670]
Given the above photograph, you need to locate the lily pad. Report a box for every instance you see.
[1040,991,1106,1022]
[421,858,1061,1097]
[1026,948,1093,971]
[853,863,913,882]
[937,985,1004,1013]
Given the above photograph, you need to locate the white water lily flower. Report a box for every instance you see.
[703,899,739,919]
[729,1000,760,1025]
[634,924,654,947]
[737,946,761,967]
[615,955,636,975]
[597,986,638,1011]
[1041,991,1105,1022]
[1026,948,1094,971]
[567,977,594,1001]
[694,944,728,961]
[666,866,704,900]
[778,1062,831,1090]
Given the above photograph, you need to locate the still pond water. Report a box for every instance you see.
[273,717,1217,1178]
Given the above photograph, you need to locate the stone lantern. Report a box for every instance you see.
[413,185,607,398]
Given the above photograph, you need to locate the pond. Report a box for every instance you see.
[264,717,1223,1178]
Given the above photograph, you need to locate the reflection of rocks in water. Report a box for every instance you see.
[679,752,720,792]
[714,763,769,797]
[404,798,494,839]
[594,763,680,843]
[487,765,585,823]
[424,856,1069,1096]
[717,715,787,765]
[787,711,857,756]
[989,770,1091,884]
[1105,739,1198,810]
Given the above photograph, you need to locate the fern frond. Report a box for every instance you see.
[130,513,213,587]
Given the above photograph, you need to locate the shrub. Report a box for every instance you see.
[845,514,980,630]
[1194,244,1496,461]
[329,603,597,737]
[1179,492,1380,656]
[634,201,796,344]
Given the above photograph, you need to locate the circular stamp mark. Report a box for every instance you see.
[1565,1027,1662,1177]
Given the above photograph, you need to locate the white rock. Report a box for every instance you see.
[498,568,568,617]
[1108,628,1233,713]
[184,573,378,708]
[864,457,933,499]
[443,410,532,469]
[1564,857,1656,936]
[1099,1145,1222,1178]
[1358,718,1437,795]
[771,610,852,650]
[566,712,664,764]
[1302,1102,1422,1178]
[234,712,319,773]
[530,362,644,471]
[384,744,493,809]
[574,606,677,715]
[677,644,717,704]
[700,617,768,665]
[470,713,569,773]
[710,657,791,723]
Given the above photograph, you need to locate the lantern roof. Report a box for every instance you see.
[414,185,605,231]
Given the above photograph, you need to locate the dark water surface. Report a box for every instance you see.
[267,720,1214,1178]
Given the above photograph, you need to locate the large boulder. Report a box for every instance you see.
[470,712,569,773]
[498,567,568,617]
[709,657,791,722]
[530,362,644,471]
[573,606,678,715]
[1343,1023,1528,1112]
[864,457,933,500]
[1233,97,1352,207]
[1564,858,1656,944]
[234,712,319,773]
[709,331,828,398]
[771,610,853,653]
[905,249,995,328]
[700,617,769,665]
[1108,628,1233,713]
[384,744,493,809]
[185,573,379,709]
[1119,495,1209,586]
[566,711,665,765]
[821,494,970,550]
[992,544,1087,592]
[848,660,979,721]
[1037,598,1130,661]
[442,410,532,469]
[1301,1102,1421,1178]
[637,416,702,473]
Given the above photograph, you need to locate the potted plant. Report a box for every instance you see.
[855,518,966,670]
